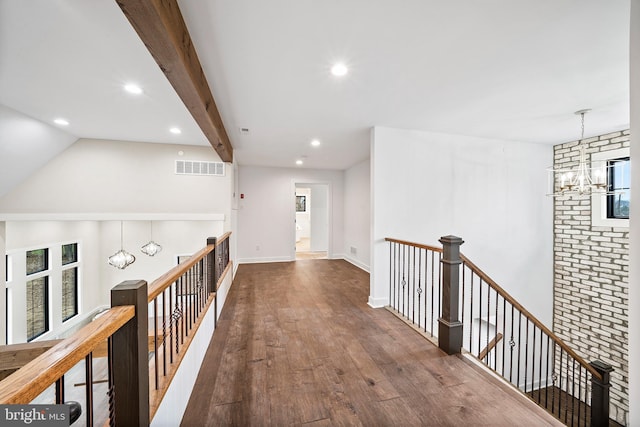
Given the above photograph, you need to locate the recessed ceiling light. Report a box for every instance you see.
[170,127,182,134]
[296,160,304,165]
[124,83,143,95]
[331,63,348,77]
[54,118,69,126]
[311,139,321,147]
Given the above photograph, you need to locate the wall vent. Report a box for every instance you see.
[175,160,225,176]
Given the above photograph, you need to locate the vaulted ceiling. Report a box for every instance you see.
[0,0,631,196]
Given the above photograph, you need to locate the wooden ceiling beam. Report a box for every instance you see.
[116,0,233,162]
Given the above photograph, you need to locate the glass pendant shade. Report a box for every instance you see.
[141,241,162,256]
[108,249,136,269]
[141,221,162,256]
[108,221,136,269]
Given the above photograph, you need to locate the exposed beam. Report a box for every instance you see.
[116,0,233,162]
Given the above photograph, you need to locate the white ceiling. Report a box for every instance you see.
[0,0,631,184]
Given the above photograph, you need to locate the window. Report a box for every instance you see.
[26,248,49,341]
[26,248,48,275]
[61,243,79,321]
[61,268,78,321]
[26,276,49,341]
[607,157,630,219]
[62,243,77,265]
[591,148,630,227]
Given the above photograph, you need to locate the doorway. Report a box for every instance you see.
[295,184,329,260]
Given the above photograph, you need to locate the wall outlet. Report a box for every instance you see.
[350,246,357,254]
[256,245,260,251]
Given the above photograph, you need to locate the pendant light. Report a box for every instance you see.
[108,221,136,269]
[141,221,162,257]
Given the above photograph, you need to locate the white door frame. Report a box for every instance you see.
[290,180,332,260]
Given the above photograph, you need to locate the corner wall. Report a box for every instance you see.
[370,126,553,326]
[344,159,371,271]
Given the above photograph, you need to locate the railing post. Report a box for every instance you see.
[207,237,217,294]
[590,360,613,427]
[111,280,149,427]
[438,235,464,355]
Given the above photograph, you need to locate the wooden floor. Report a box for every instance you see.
[181,260,563,427]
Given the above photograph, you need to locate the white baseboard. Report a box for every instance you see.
[237,256,293,264]
[341,255,370,273]
[368,295,388,308]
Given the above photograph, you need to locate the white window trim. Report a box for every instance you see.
[591,147,630,228]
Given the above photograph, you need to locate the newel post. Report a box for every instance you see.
[111,280,149,427]
[590,360,613,427]
[438,235,464,355]
[207,237,217,294]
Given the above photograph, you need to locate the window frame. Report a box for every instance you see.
[591,147,630,228]
[61,242,80,323]
[606,157,630,219]
[26,251,50,342]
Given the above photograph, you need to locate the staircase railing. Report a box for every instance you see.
[0,232,232,426]
[385,236,614,427]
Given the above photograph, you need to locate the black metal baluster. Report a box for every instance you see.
[153,298,159,390]
[545,336,550,410]
[501,297,506,377]
[412,246,416,324]
[55,376,64,404]
[551,343,557,416]
[85,353,94,427]
[516,313,522,391]
[389,242,392,309]
[169,283,175,362]
[469,272,474,351]
[461,262,466,338]
[485,281,490,363]
[570,358,576,427]
[107,337,115,427]
[417,248,422,330]
[561,348,566,423]
[478,278,482,357]
[438,252,442,318]
[538,327,543,404]
[494,290,499,372]
[162,289,167,376]
[394,243,398,310]
[524,319,530,395]
[431,251,435,336]
[508,304,514,384]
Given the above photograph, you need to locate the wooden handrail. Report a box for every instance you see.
[147,232,232,302]
[0,339,62,371]
[0,305,135,404]
[385,237,442,253]
[460,254,602,380]
[147,245,213,302]
[478,333,503,361]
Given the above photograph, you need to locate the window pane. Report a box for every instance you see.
[26,248,48,275]
[27,276,48,341]
[62,268,78,321]
[62,243,78,265]
[607,158,630,219]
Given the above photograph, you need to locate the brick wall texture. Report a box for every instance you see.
[553,130,630,425]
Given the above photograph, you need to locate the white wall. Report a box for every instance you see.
[5,221,102,343]
[0,138,231,218]
[344,159,371,271]
[0,105,77,198]
[237,166,344,263]
[309,184,329,251]
[628,0,639,424]
[370,126,554,326]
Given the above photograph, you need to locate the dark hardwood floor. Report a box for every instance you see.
[181,260,563,426]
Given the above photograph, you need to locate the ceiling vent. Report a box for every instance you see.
[175,160,225,176]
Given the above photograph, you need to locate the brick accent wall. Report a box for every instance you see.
[553,130,630,425]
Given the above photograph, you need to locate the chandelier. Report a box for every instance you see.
[108,221,136,269]
[547,109,608,197]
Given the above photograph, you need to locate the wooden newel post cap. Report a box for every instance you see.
[207,237,217,245]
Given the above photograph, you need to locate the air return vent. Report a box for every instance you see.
[175,160,225,176]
